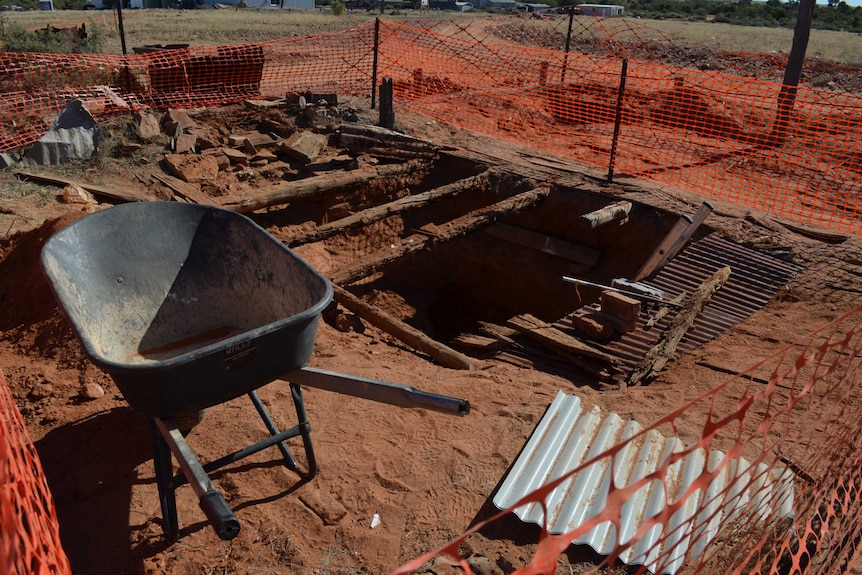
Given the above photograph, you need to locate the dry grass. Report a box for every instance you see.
[2,9,861,66]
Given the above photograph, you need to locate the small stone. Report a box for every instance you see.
[174,133,197,154]
[136,110,161,140]
[298,489,347,526]
[28,383,54,401]
[81,382,105,400]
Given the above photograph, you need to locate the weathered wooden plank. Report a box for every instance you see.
[16,171,151,203]
[580,200,632,228]
[288,170,490,247]
[506,314,619,365]
[485,223,599,266]
[333,285,473,371]
[331,186,551,286]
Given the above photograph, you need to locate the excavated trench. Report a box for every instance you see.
[262,152,690,351]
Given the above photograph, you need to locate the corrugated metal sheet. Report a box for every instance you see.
[555,234,803,375]
[493,391,795,575]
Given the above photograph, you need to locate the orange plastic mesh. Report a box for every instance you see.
[393,303,862,575]
[377,16,862,235]
[0,369,72,575]
[0,15,859,235]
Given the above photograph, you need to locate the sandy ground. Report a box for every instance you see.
[1,98,861,575]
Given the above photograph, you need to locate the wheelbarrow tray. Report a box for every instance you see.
[41,202,333,418]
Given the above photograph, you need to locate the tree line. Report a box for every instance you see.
[586,0,862,34]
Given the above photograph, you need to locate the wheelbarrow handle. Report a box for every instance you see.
[154,418,241,541]
[281,367,470,416]
[199,491,241,541]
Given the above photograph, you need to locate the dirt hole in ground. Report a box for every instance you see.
[261,152,694,347]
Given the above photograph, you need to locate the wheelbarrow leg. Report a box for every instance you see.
[247,383,317,481]
[147,418,179,542]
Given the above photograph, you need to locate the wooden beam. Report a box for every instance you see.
[288,170,491,247]
[16,171,151,203]
[506,314,620,365]
[152,173,213,205]
[627,266,731,387]
[331,185,551,286]
[579,200,631,229]
[224,160,430,213]
[485,223,599,266]
[332,285,473,371]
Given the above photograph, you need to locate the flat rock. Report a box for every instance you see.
[281,131,327,163]
[175,133,197,154]
[298,489,347,526]
[221,147,248,165]
[136,110,162,140]
[162,153,219,183]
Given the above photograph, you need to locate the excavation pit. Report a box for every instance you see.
[261,152,695,371]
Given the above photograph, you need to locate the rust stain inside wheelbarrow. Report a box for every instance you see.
[41,201,333,418]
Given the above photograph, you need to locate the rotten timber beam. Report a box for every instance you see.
[332,285,473,371]
[331,185,551,286]
[224,160,430,213]
[485,223,599,266]
[626,266,731,387]
[580,200,632,229]
[288,170,492,247]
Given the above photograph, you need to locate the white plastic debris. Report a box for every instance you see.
[370,513,381,529]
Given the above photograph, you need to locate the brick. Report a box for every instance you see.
[571,310,614,340]
[600,290,641,333]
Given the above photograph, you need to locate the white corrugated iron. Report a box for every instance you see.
[492,391,795,575]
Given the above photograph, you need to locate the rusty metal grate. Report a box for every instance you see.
[555,234,803,374]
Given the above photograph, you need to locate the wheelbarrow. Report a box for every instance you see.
[41,201,469,541]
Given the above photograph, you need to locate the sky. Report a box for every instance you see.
[817,0,862,6]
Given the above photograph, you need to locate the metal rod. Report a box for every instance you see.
[562,276,683,307]
[371,17,380,109]
[281,367,470,416]
[607,58,628,183]
[560,6,575,84]
[116,0,127,55]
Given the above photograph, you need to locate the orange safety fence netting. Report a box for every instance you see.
[376,16,862,235]
[392,302,862,575]
[0,24,378,152]
[0,14,859,236]
[0,368,72,575]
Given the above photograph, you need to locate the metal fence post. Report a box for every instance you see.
[371,17,380,109]
[560,6,574,84]
[607,58,628,183]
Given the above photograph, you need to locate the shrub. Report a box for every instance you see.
[0,21,105,54]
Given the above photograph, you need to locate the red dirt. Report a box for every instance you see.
[1,101,861,575]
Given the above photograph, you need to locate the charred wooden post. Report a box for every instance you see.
[379,78,395,130]
[332,285,473,371]
[331,185,551,286]
[224,160,430,213]
[288,170,491,247]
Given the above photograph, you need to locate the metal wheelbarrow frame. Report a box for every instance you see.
[41,202,469,541]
